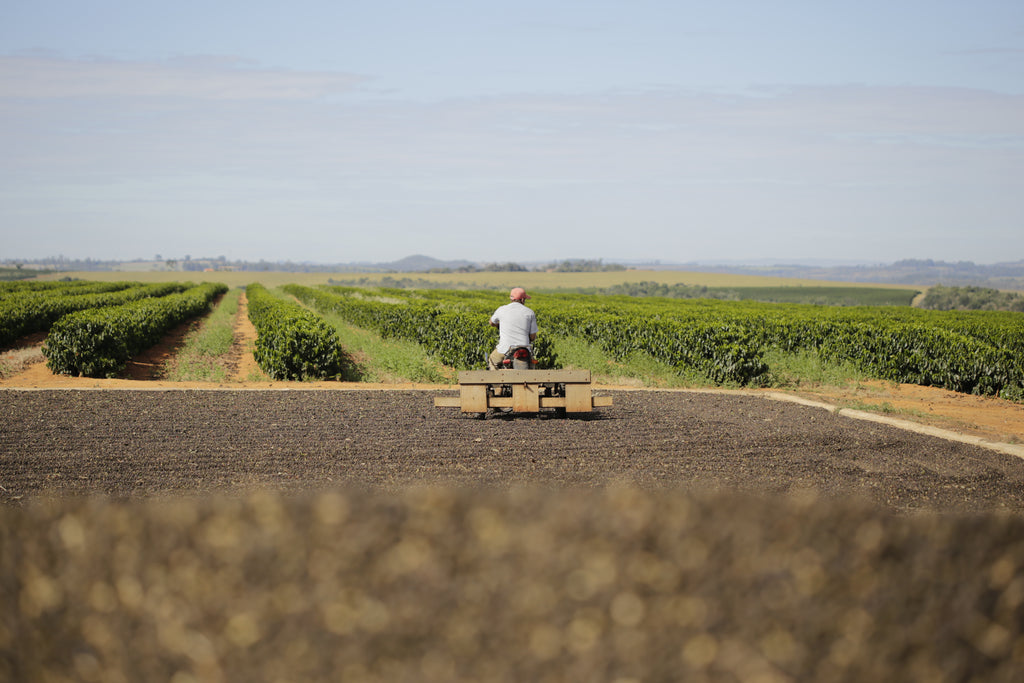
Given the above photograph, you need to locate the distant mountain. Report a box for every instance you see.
[376,254,474,272]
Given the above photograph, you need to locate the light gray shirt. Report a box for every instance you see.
[489,302,538,353]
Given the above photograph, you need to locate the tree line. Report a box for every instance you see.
[919,285,1024,312]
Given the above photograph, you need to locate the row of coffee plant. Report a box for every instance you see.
[744,310,1024,397]
[538,292,1024,398]
[0,281,187,348]
[43,283,228,377]
[292,285,1024,398]
[538,293,1024,395]
[289,285,762,384]
[281,284,558,370]
[0,279,122,295]
[246,284,349,380]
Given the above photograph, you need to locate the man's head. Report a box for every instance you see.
[509,287,530,302]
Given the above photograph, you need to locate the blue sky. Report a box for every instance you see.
[2,1,1023,265]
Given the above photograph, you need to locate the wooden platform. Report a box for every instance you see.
[434,369,612,414]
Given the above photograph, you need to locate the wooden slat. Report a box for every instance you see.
[564,383,592,412]
[437,396,613,410]
[435,389,612,412]
[512,383,540,412]
[460,384,489,413]
[458,369,591,384]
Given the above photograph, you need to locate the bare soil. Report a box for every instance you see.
[3,387,1024,513]
[227,289,266,382]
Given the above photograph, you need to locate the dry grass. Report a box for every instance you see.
[0,345,44,379]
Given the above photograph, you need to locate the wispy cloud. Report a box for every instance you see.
[3,56,1022,262]
[0,54,364,100]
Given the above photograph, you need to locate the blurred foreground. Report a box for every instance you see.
[4,487,1023,682]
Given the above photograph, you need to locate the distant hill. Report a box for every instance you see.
[379,254,474,272]
[674,259,1024,291]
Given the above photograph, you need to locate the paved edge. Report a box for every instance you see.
[757,390,1024,461]
[3,384,1023,461]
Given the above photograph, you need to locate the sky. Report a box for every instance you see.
[2,1,1023,266]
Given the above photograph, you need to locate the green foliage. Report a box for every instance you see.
[544,310,769,385]
[731,286,919,306]
[552,334,710,387]
[426,261,529,273]
[283,284,558,371]
[760,348,869,389]
[0,268,43,282]
[320,309,452,383]
[0,281,185,348]
[556,281,918,306]
[43,283,227,377]
[540,259,627,272]
[246,284,350,381]
[259,285,1024,400]
[919,284,1024,312]
[0,279,84,293]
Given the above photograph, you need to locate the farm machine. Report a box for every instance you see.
[434,368,612,417]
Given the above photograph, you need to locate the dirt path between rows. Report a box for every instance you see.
[228,290,265,382]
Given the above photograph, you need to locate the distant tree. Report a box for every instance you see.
[540,259,627,272]
[919,284,1024,312]
[427,262,528,274]
[481,262,528,272]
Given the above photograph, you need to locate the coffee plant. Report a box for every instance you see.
[1,282,187,347]
[286,286,1024,398]
[283,284,558,370]
[246,284,349,381]
[42,282,227,377]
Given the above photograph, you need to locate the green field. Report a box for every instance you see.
[10,274,1021,400]
[0,268,35,282]
[282,284,1024,400]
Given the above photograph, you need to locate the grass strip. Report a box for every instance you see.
[165,288,241,382]
[760,347,870,390]
[272,287,450,383]
[313,308,454,384]
[550,335,716,388]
